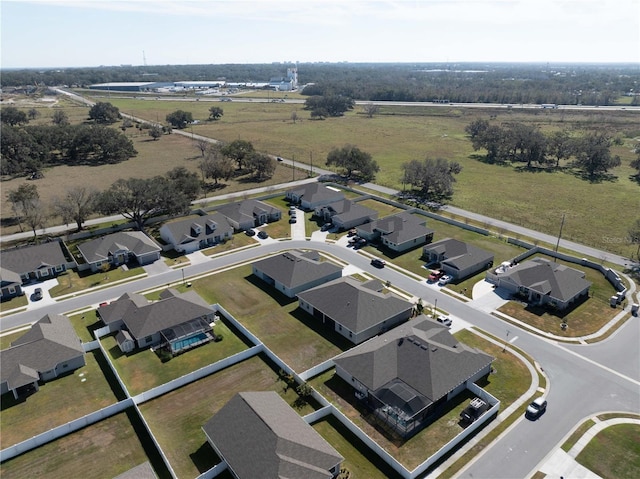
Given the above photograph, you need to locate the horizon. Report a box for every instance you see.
[2,0,639,69]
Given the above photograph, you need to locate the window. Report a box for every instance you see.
[55,265,64,272]
[145,337,153,344]
[40,269,49,277]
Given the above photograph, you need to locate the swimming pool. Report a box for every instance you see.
[171,332,209,353]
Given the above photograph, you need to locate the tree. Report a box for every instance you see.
[245,152,276,181]
[28,108,40,120]
[200,146,234,185]
[629,218,640,260]
[23,198,48,239]
[7,183,39,232]
[362,103,380,118]
[573,131,621,180]
[221,139,254,170]
[166,166,200,201]
[304,95,354,117]
[166,110,193,129]
[326,144,379,181]
[547,129,575,168]
[401,157,462,199]
[208,106,223,120]
[290,110,298,124]
[53,186,98,231]
[195,138,210,157]
[96,177,191,230]
[465,119,507,163]
[630,147,640,179]
[148,124,163,140]
[88,102,120,124]
[1,106,28,126]
[52,109,69,126]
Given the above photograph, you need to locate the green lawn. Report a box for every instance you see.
[312,415,403,479]
[68,309,104,343]
[576,424,640,479]
[0,350,118,448]
[138,354,317,479]
[0,294,28,313]
[48,266,145,298]
[101,317,248,396]
[188,264,352,372]
[0,329,28,350]
[0,411,151,479]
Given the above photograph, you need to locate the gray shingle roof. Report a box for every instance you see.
[334,316,494,405]
[101,289,213,340]
[1,314,84,390]
[253,250,342,289]
[500,257,592,302]
[371,212,433,244]
[297,277,413,334]
[0,242,67,275]
[77,231,160,263]
[322,200,377,224]
[160,213,233,245]
[203,391,343,479]
[287,183,345,205]
[423,238,494,271]
[216,199,280,225]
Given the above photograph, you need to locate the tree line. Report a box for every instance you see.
[2,62,637,106]
[464,119,632,181]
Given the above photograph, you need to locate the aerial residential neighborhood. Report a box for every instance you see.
[1,3,639,478]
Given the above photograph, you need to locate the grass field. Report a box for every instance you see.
[0,411,151,479]
[101,316,248,396]
[48,266,145,298]
[576,423,640,479]
[138,354,317,479]
[0,350,118,448]
[310,328,530,470]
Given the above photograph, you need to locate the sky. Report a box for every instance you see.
[1,0,639,69]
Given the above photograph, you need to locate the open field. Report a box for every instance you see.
[0,350,118,448]
[0,411,152,479]
[101,317,248,396]
[188,263,352,372]
[576,424,640,479]
[310,328,530,470]
[138,354,317,479]
[99,97,640,256]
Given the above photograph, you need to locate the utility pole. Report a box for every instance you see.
[310,151,313,177]
[292,154,295,181]
[554,213,566,261]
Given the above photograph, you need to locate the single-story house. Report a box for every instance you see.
[490,257,591,310]
[314,199,378,231]
[1,314,85,399]
[216,199,281,231]
[357,212,435,253]
[334,316,494,438]
[252,250,343,298]
[285,183,345,211]
[77,231,161,272]
[1,267,24,300]
[159,213,233,254]
[0,242,71,299]
[422,238,494,280]
[98,288,216,354]
[203,391,343,479]
[297,276,414,344]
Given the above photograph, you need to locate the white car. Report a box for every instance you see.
[438,275,452,286]
[436,314,452,327]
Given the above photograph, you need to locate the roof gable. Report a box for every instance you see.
[77,231,160,263]
[253,250,342,289]
[0,242,67,275]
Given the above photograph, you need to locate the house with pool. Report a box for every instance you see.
[97,288,216,355]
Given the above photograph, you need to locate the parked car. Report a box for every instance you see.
[257,231,268,239]
[277,157,283,162]
[525,397,547,419]
[321,223,333,232]
[245,229,256,236]
[438,274,452,286]
[32,288,43,301]
[436,314,452,327]
[289,217,297,224]
[347,228,357,237]
[371,258,386,268]
[428,270,445,283]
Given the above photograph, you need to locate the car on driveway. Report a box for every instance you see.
[321,223,333,232]
[435,314,452,327]
[371,258,386,268]
[245,229,256,236]
[32,288,43,301]
[525,397,547,420]
[257,231,269,239]
[289,217,297,224]
[428,270,445,283]
[438,274,452,286]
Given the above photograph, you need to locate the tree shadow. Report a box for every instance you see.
[567,169,619,183]
[629,173,640,186]
[470,153,510,166]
